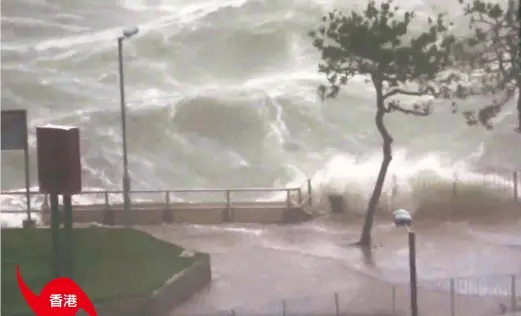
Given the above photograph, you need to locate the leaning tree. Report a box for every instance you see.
[309,0,456,247]
[452,0,520,131]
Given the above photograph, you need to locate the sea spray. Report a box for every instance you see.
[273,149,519,219]
[1,0,519,226]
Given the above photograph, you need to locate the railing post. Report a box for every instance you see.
[307,178,312,206]
[298,188,302,205]
[230,309,235,316]
[282,299,287,316]
[334,292,340,316]
[103,191,114,226]
[225,190,231,222]
[450,278,455,316]
[452,173,458,197]
[391,285,396,313]
[43,194,50,211]
[513,171,518,202]
[163,191,173,224]
[511,274,516,312]
[104,191,109,208]
[286,189,291,210]
[451,172,458,214]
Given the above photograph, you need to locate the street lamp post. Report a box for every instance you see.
[392,209,419,316]
[117,26,139,227]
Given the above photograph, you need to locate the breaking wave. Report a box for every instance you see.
[1,0,520,227]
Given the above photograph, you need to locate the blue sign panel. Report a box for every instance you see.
[1,110,27,151]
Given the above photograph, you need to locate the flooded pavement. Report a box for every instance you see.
[136,216,521,315]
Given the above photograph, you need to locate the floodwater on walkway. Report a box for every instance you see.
[137,216,521,315]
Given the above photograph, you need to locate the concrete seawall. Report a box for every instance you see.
[40,202,312,226]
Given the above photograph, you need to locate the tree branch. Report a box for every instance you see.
[458,87,515,129]
[387,102,431,116]
[382,86,436,99]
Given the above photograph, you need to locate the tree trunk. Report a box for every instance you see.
[517,84,521,133]
[358,82,393,248]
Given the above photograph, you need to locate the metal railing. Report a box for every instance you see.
[0,179,315,214]
[382,169,520,217]
[393,169,519,200]
[221,273,520,316]
[1,167,518,217]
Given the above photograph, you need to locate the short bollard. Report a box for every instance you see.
[328,194,345,214]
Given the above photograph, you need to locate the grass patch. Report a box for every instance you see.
[1,227,200,315]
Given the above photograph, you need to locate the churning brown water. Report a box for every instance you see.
[2,0,520,313]
[136,216,521,315]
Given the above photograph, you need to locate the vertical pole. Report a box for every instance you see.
[451,172,458,215]
[286,189,291,210]
[225,190,231,221]
[118,37,131,227]
[511,274,516,312]
[163,190,172,223]
[298,188,302,205]
[23,113,33,227]
[103,191,113,226]
[307,178,312,206]
[282,300,287,316]
[392,285,396,313]
[24,147,31,222]
[104,191,109,207]
[334,292,340,316]
[62,195,74,279]
[408,230,419,316]
[50,193,61,278]
[450,278,455,316]
[513,171,518,202]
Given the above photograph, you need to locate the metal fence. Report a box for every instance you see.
[1,168,518,216]
[382,169,520,218]
[389,169,520,203]
[222,274,520,316]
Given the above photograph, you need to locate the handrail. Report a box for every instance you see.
[1,187,301,195]
[0,179,315,216]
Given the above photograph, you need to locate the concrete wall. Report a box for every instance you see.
[171,208,224,224]
[232,206,284,223]
[95,254,212,316]
[41,203,311,226]
[143,254,212,316]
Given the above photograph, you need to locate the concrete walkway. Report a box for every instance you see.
[132,221,520,316]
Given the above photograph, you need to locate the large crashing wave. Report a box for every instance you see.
[1,0,520,226]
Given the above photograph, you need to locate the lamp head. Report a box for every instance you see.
[393,209,412,227]
[121,26,139,39]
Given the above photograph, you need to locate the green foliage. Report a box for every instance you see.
[452,0,520,130]
[309,0,456,114]
[309,1,457,247]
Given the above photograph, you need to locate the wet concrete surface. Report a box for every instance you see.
[135,216,521,315]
